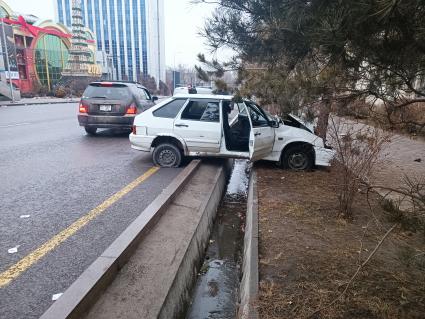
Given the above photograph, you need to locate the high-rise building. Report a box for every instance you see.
[54,0,165,83]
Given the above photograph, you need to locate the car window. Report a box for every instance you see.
[236,102,248,116]
[245,102,269,127]
[83,85,131,100]
[153,99,187,118]
[181,100,220,122]
[135,87,147,100]
[247,101,273,121]
[200,102,220,122]
[142,88,151,100]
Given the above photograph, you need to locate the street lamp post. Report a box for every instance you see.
[1,22,15,103]
[173,51,182,93]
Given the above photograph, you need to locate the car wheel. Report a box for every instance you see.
[282,145,313,170]
[84,127,97,135]
[152,143,182,167]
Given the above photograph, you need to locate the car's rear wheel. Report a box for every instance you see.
[152,143,182,167]
[282,145,313,170]
[84,127,97,135]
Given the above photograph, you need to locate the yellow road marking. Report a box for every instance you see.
[0,166,160,287]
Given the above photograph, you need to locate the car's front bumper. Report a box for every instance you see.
[129,133,154,152]
[314,146,336,166]
[78,114,135,129]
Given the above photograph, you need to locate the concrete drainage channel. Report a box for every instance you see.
[185,160,250,319]
[41,158,259,319]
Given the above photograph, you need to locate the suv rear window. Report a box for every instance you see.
[83,85,131,100]
[153,99,187,118]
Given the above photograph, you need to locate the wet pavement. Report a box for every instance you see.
[185,160,249,319]
[0,103,182,318]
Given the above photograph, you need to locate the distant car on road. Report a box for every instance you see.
[129,94,335,169]
[78,81,158,135]
[173,85,213,96]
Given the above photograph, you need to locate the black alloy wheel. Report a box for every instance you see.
[282,145,313,170]
[152,143,182,167]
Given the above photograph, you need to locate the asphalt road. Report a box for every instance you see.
[0,103,182,319]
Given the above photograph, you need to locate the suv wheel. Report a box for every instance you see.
[152,143,182,167]
[84,127,97,135]
[282,145,313,170]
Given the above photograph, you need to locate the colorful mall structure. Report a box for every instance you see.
[0,0,109,98]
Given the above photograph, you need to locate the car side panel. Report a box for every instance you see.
[129,134,155,152]
[173,119,221,153]
[262,125,335,166]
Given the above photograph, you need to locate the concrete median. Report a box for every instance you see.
[40,159,231,319]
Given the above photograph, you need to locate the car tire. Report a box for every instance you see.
[282,145,314,170]
[152,143,182,168]
[84,127,97,135]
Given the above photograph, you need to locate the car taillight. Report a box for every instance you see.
[126,103,137,115]
[132,125,137,134]
[79,102,88,113]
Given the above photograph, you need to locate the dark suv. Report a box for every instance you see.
[78,81,158,135]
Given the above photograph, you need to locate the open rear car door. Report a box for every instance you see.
[245,101,275,161]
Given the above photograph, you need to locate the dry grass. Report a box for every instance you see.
[257,162,425,319]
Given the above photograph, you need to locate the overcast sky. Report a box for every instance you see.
[10,0,227,68]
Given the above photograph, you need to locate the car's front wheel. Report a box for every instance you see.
[84,126,97,135]
[152,143,182,167]
[282,145,313,170]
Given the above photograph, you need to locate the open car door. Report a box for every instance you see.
[245,101,275,161]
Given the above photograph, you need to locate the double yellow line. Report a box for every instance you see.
[0,166,159,287]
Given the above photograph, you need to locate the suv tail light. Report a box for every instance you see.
[125,103,137,115]
[79,101,89,113]
[132,125,137,134]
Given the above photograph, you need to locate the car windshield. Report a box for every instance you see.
[83,85,131,100]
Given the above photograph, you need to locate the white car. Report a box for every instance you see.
[173,86,213,95]
[129,94,335,169]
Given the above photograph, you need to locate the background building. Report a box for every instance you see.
[55,0,165,84]
[0,0,110,97]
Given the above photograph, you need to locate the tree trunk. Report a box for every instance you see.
[316,99,331,144]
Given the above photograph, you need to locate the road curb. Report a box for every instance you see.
[0,100,79,107]
[238,170,259,319]
[40,160,201,319]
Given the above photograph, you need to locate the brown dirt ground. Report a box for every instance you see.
[256,162,425,319]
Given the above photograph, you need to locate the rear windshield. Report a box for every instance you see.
[83,85,131,100]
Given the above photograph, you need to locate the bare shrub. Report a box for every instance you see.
[373,176,425,236]
[328,117,391,217]
[54,86,67,98]
[337,99,372,120]
[339,98,425,136]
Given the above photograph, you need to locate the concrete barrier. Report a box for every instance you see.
[40,159,232,319]
[158,159,232,318]
[40,160,201,319]
[238,170,259,319]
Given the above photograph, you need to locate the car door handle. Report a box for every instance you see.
[175,124,189,128]
[254,132,261,136]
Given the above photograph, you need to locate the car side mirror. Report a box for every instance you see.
[152,96,158,101]
[270,119,279,128]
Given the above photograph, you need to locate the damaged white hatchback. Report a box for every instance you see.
[129,94,335,169]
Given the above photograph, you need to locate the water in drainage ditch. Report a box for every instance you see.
[185,160,249,319]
